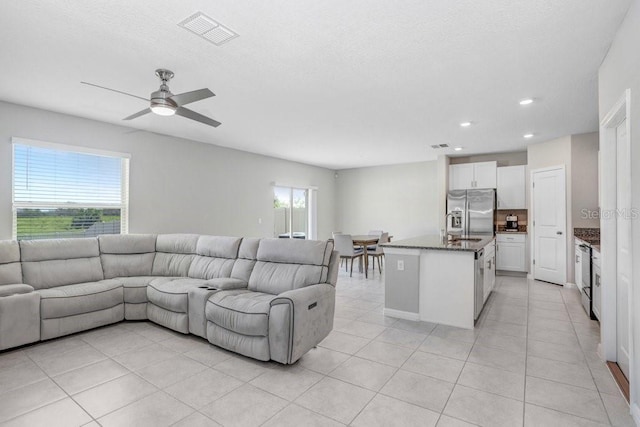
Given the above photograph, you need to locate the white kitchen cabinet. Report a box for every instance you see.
[473,162,498,189]
[574,239,583,291]
[497,165,526,209]
[449,164,475,190]
[483,240,496,303]
[496,233,526,272]
[449,161,497,190]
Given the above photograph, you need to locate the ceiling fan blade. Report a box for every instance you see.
[81,81,149,102]
[123,108,152,120]
[175,107,221,127]
[169,88,215,106]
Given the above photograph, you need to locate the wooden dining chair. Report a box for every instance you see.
[368,232,389,274]
[334,234,364,277]
[367,230,383,251]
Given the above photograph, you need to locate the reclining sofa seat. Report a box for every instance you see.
[20,238,124,340]
[0,241,39,350]
[147,234,257,335]
[206,238,338,364]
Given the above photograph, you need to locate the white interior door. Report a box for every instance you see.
[616,119,631,379]
[532,167,567,285]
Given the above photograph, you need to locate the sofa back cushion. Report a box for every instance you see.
[99,234,157,279]
[248,239,334,295]
[231,238,260,283]
[0,241,22,285]
[151,234,199,277]
[20,238,104,289]
[188,236,241,279]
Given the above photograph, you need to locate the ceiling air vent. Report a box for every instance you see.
[431,144,450,149]
[179,12,239,46]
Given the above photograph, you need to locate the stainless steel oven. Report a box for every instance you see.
[579,244,594,319]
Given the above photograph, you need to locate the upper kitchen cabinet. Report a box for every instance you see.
[449,161,497,190]
[497,165,526,209]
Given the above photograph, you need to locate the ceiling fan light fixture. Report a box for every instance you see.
[150,103,176,116]
[150,85,177,116]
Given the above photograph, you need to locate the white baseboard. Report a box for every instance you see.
[631,403,640,426]
[564,282,577,289]
[383,308,420,322]
[527,273,533,280]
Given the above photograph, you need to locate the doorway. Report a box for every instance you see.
[601,90,633,398]
[273,186,309,239]
[531,166,567,285]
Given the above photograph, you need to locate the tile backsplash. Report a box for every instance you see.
[574,227,600,245]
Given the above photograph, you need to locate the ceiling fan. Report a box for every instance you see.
[81,69,221,127]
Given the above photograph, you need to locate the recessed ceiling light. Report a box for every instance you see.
[454,147,463,151]
[523,133,534,138]
[519,98,534,105]
[460,122,472,127]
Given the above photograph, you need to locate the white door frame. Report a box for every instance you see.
[529,165,568,284]
[600,89,635,413]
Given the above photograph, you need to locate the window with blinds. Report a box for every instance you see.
[12,139,130,240]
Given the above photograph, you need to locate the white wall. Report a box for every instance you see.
[599,0,640,421]
[335,161,438,240]
[527,136,574,283]
[571,132,600,228]
[0,101,337,240]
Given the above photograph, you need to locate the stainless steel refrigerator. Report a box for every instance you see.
[446,189,496,236]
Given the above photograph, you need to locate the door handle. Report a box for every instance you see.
[556,231,563,235]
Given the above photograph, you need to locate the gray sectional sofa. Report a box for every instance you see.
[0,234,338,364]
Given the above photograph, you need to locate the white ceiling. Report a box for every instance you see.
[0,0,631,169]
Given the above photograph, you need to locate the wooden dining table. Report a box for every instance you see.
[351,235,392,278]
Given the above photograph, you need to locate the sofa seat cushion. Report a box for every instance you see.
[116,276,158,304]
[0,284,34,297]
[147,278,209,313]
[206,290,278,337]
[39,279,123,319]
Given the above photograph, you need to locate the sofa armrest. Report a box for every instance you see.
[203,278,248,290]
[272,283,333,308]
[0,284,34,297]
[270,283,335,364]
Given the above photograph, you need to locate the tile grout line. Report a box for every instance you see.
[522,275,532,426]
[561,284,616,426]
[26,337,106,424]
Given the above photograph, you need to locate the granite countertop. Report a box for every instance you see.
[381,235,494,252]
[575,236,600,246]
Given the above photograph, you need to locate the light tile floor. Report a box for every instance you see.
[0,270,635,426]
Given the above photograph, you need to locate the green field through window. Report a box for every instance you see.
[17,208,121,240]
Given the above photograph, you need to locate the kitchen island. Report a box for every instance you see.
[381,235,495,329]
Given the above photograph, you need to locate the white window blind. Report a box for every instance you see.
[12,139,130,240]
